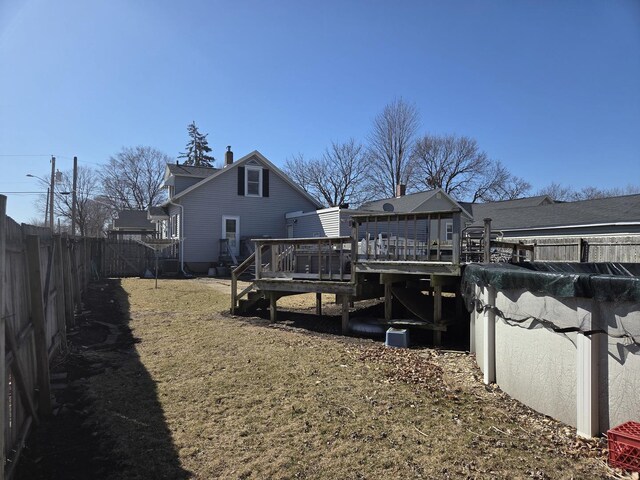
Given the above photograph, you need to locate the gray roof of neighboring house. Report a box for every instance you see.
[470,194,640,230]
[112,210,156,230]
[148,206,169,218]
[459,195,553,221]
[166,164,219,177]
[359,190,440,212]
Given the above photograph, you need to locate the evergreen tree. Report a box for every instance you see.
[178,121,215,167]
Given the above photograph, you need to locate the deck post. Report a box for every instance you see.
[433,285,442,346]
[255,243,262,280]
[231,272,237,314]
[452,211,461,264]
[482,285,496,384]
[483,218,492,263]
[576,301,599,438]
[341,295,350,334]
[315,292,322,317]
[351,221,358,285]
[269,292,277,323]
[384,283,393,321]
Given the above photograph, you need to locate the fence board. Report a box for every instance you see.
[0,196,5,480]
[0,195,82,479]
[98,237,158,277]
[508,235,640,263]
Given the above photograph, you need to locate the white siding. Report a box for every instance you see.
[287,208,356,238]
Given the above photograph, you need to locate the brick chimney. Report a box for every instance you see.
[395,184,406,197]
[225,146,233,167]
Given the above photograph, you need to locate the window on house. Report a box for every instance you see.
[246,166,262,196]
[445,222,453,242]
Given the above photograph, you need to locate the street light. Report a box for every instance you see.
[26,173,52,226]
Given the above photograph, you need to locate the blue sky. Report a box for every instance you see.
[1,0,639,223]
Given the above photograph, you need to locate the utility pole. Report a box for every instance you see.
[44,187,50,226]
[49,156,56,230]
[71,156,78,237]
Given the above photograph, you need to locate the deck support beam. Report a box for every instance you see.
[384,283,393,321]
[433,285,442,346]
[341,295,350,335]
[269,293,277,323]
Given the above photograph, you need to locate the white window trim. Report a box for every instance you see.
[222,215,241,255]
[245,166,263,197]
[445,221,453,242]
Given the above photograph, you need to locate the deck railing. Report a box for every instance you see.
[253,237,352,281]
[350,210,462,263]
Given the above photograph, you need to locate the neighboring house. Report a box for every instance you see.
[109,209,157,239]
[290,186,640,262]
[460,194,640,237]
[289,188,473,245]
[152,149,322,273]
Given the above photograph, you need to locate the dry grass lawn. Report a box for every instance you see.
[82,278,613,479]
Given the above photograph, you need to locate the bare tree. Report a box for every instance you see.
[413,133,530,202]
[367,98,420,198]
[285,139,368,207]
[538,183,640,201]
[54,167,112,236]
[100,146,169,210]
[284,153,313,194]
[471,161,531,202]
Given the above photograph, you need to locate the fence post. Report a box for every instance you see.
[54,235,67,349]
[61,235,75,327]
[25,235,52,416]
[0,195,6,480]
[71,239,81,312]
[83,237,90,286]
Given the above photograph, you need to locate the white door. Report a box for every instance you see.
[222,216,240,256]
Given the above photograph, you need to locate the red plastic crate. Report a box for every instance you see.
[608,421,640,472]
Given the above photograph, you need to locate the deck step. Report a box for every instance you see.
[237,289,268,314]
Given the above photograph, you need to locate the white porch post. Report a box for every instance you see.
[482,285,496,384]
[576,302,600,438]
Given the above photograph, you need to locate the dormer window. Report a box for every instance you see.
[237,162,270,197]
[246,166,262,196]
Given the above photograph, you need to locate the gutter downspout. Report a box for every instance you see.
[168,199,186,275]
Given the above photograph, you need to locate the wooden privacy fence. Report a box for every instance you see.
[509,236,640,263]
[0,195,90,480]
[94,237,162,278]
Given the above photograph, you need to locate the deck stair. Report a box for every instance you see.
[236,289,269,313]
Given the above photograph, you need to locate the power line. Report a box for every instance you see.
[0,154,52,157]
[0,191,47,195]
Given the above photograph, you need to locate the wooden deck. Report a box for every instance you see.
[231,212,534,344]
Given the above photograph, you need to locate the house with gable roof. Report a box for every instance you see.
[286,185,640,262]
[151,148,322,273]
